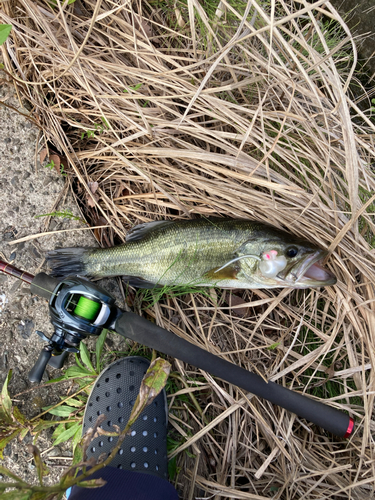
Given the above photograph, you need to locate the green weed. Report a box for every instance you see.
[35,209,86,223]
[136,282,213,310]
[294,322,363,407]
[0,24,12,46]
[0,330,110,461]
[43,159,67,177]
[0,371,31,458]
[81,117,109,139]
[0,358,171,500]
[266,342,281,350]
[123,83,143,93]
[41,330,110,450]
[49,0,76,7]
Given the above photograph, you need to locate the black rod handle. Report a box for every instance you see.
[114,312,354,438]
[28,347,53,383]
[30,273,60,301]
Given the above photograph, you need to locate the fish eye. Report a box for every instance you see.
[286,247,298,258]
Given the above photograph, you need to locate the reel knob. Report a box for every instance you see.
[28,346,53,383]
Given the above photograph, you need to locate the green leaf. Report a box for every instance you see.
[72,424,82,452]
[143,358,171,395]
[27,445,49,485]
[64,366,93,378]
[13,406,26,425]
[47,405,76,417]
[0,370,13,422]
[32,420,60,444]
[0,408,12,424]
[53,422,81,446]
[0,431,20,459]
[123,83,142,92]
[0,25,12,46]
[95,329,108,371]
[30,493,51,500]
[44,160,55,170]
[100,116,109,129]
[128,358,171,425]
[63,397,84,408]
[0,464,25,482]
[79,343,95,373]
[76,478,106,488]
[52,423,67,440]
[266,342,281,350]
[0,491,31,500]
[32,420,61,435]
[19,428,29,441]
[72,441,84,466]
[75,378,95,389]
[74,353,86,371]
[45,375,66,384]
[49,0,75,6]
[168,456,177,480]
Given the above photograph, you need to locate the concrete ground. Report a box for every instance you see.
[0,82,126,486]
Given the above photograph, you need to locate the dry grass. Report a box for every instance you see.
[1,0,375,497]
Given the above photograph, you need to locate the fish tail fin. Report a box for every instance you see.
[46,247,92,278]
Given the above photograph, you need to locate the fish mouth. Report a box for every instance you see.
[279,250,337,288]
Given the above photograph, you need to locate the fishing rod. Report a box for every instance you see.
[0,259,354,438]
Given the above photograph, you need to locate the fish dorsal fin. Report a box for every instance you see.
[126,220,174,242]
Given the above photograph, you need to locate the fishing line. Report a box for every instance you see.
[73,296,101,321]
[214,254,261,273]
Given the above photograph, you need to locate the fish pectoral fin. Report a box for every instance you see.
[204,264,239,281]
[126,220,174,242]
[122,276,159,289]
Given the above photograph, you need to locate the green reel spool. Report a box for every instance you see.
[73,296,101,321]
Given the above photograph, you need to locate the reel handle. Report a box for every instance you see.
[48,351,70,369]
[28,346,53,383]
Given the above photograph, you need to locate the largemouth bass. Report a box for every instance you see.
[47,219,336,289]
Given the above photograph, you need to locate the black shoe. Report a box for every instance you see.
[82,356,169,480]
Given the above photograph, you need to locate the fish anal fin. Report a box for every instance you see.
[122,276,160,289]
[204,265,239,281]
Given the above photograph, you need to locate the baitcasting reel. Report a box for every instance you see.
[28,276,121,383]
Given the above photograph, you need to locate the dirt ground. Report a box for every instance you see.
[0,82,128,486]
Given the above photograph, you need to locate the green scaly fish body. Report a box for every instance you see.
[85,219,256,288]
[47,218,337,289]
